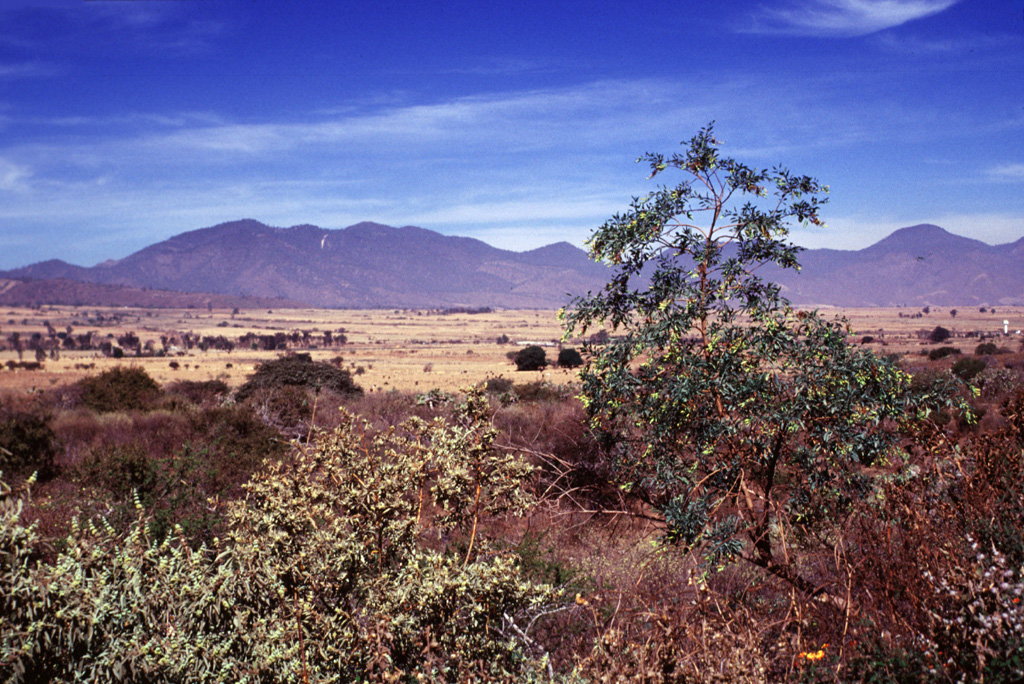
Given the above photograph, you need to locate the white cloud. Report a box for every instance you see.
[987,163,1024,181]
[0,61,58,79]
[749,0,960,37]
[0,157,31,191]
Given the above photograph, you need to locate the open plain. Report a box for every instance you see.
[1,303,1021,395]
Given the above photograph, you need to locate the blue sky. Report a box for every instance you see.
[0,0,1022,268]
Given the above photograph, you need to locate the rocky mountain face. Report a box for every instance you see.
[2,221,1021,308]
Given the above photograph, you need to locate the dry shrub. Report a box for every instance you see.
[164,378,229,407]
[0,396,59,480]
[76,365,162,413]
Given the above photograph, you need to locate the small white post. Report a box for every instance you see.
[1004,320,1009,335]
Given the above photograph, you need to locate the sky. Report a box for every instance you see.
[0,0,1022,269]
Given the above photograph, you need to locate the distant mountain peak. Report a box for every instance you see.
[1,221,1020,308]
[865,223,991,255]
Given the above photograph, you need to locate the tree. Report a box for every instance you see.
[557,347,584,369]
[929,325,952,343]
[562,124,962,597]
[235,352,362,401]
[514,345,547,371]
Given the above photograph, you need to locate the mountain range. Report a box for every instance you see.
[1,220,1022,308]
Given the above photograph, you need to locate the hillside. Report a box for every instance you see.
[1,220,611,309]
[2,221,1022,308]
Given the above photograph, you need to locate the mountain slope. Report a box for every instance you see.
[770,224,1024,306]
[2,220,612,309]
[2,221,1021,308]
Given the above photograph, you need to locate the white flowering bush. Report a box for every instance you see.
[1,389,558,683]
[920,538,1024,682]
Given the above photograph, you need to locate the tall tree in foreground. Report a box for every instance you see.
[562,124,961,597]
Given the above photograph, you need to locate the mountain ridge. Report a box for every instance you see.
[2,220,1022,308]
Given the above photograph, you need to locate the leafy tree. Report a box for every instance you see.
[514,345,547,372]
[929,326,952,343]
[557,347,584,369]
[562,124,962,596]
[235,352,362,401]
[77,366,161,413]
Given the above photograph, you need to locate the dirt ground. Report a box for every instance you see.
[1,304,1020,395]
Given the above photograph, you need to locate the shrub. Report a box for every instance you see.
[235,353,362,402]
[515,345,547,371]
[0,402,59,479]
[0,390,554,682]
[928,346,961,361]
[484,376,514,395]
[165,379,229,406]
[952,357,987,382]
[556,347,584,369]
[77,366,162,413]
[975,342,1000,356]
[929,326,952,343]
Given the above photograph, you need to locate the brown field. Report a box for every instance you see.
[1,303,1021,395]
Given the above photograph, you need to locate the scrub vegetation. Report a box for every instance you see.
[3,128,1024,681]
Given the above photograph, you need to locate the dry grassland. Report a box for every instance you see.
[1,304,1021,395]
[0,306,572,394]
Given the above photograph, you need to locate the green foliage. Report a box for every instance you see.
[0,389,554,682]
[928,346,961,361]
[929,326,952,343]
[77,365,162,413]
[235,352,362,402]
[557,347,584,369]
[166,379,230,406]
[952,356,987,382]
[562,124,964,595]
[0,402,59,479]
[976,341,1000,356]
[515,345,548,372]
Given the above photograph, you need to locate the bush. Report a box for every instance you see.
[235,353,362,402]
[166,379,229,406]
[975,342,1000,356]
[929,326,952,343]
[952,357,987,382]
[928,346,961,361]
[484,376,514,395]
[77,366,162,413]
[556,347,584,369]
[0,402,59,479]
[0,390,553,682]
[515,345,547,371]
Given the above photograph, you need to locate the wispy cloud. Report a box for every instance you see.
[0,72,1018,267]
[987,164,1024,181]
[0,158,31,192]
[0,61,58,79]
[748,0,960,37]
